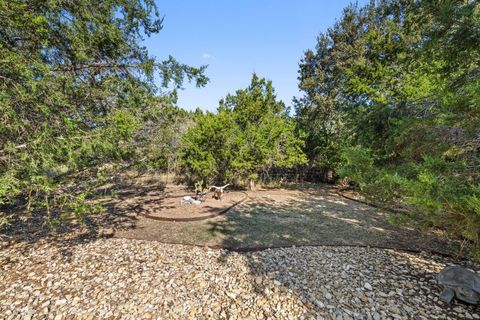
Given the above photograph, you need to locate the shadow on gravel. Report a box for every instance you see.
[218,246,478,318]
[208,186,480,317]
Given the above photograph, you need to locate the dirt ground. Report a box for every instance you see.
[112,182,458,255]
[137,191,248,220]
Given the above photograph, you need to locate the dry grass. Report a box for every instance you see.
[113,183,458,255]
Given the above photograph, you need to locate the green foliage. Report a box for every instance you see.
[0,0,208,228]
[181,74,307,186]
[67,193,104,223]
[297,0,480,257]
[339,146,405,204]
[133,95,194,172]
[194,180,209,194]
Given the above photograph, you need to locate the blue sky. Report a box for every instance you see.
[145,1,367,111]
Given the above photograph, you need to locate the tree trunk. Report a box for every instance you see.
[249,179,256,192]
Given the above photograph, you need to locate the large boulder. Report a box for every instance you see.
[437,265,480,304]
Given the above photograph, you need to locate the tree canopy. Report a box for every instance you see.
[181,74,307,186]
[0,0,207,226]
[295,0,480,256]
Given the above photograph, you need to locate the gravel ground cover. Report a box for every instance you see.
[1,238,478,320]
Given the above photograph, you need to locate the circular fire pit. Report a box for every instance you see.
[136,191,249,222]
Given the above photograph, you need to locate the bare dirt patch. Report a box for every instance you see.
[113,184,459,255]
[137,191,248,221]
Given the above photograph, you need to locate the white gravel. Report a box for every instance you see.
[0,238,479,319]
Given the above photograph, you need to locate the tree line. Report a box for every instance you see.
[0,0,479,257]
[295,0,479,257]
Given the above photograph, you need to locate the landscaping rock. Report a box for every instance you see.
[0,239,478,319]
[437,265,480,304]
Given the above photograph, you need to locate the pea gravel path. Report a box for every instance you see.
[1,238,479,320]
